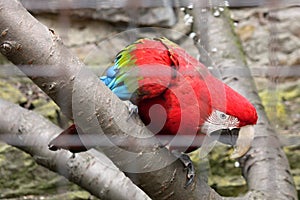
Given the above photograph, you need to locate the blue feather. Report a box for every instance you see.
[100,76,112,86]
[100,65,118,89]
[112,85,132,100]
[100,65,132,100]
[106,65,118,77]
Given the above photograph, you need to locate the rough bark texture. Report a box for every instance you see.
[0,0,223,199]
[0,99,150,200]
[0,0,297,199]
[192,7,297,200]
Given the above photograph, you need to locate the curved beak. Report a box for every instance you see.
[209,125,255,159]
[202,125,254,159]
[230,125,254,159]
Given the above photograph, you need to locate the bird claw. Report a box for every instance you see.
[172,151,195,188]
[123,100,138,121]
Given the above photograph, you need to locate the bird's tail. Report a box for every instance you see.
[48,124,87,153]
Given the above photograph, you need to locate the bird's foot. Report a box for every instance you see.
[123,100,138,121]
[172,150,195,188]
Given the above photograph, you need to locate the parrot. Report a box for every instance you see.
[49,37,258,186]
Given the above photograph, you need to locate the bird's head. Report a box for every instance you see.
[200,76,258,159]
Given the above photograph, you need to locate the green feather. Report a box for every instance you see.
[112,40,142,93]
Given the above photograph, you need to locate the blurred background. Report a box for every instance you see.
[0,1,299,199]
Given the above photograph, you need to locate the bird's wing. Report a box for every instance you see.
[100,38,176,102]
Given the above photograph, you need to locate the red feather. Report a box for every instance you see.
[49,37,257,153]
[132,38,257,152]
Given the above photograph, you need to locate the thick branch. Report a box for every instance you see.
[0,1,222,199]
[192,7,297,200]
[0,98,150,200]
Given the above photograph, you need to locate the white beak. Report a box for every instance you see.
[230,125,255,159]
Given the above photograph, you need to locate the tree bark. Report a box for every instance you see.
[192,6,297,200]
[0,0,297,199]
[0,99,151,200]
[0,0,223,199]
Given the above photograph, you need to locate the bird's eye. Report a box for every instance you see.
[220,113,227,119]
[205,110,239,130]
[213,110,229,120]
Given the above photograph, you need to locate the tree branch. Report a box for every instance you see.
[0,98,150,200]
[0,0,223,199]
[3,0,295,199]
[192,6,297,200]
